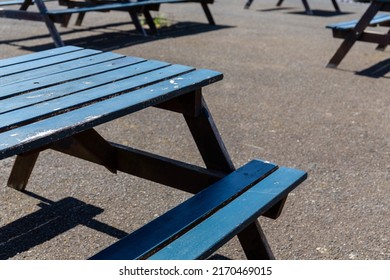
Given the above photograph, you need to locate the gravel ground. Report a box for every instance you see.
[0,0,389,260]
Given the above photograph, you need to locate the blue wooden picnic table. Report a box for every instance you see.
[0,46,306,259]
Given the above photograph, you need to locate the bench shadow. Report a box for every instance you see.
[288,10,353,17]
[0,191,128,260]
[355,58,390,78]
[208,254,232,260]
[257,7,295,12]
[0,21,234,52]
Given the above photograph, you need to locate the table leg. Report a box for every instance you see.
[301,0,313,15]
[201,2,215,25]
[327,1,383,68]
[184,97,234,173]
[128,10,147,37]
[244,0,254,9]
[34,0,65,47]
[331,0,341,13]
[185,96,274,259]
[7,152,40,191]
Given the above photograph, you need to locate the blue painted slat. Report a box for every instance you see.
[90,159,277,260]
[0,69,222,160]
[0,56,145,101]
[0,49,101,77]
[0,46,81,68]
[148,167,307,260]
[0,52,129,87]
[0,61,177,128]
[326,14,390,30]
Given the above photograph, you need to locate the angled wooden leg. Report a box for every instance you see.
[201,2,215,25]
[238,220,275,259]
[34,0,65,47]
[331,0,341,13]
[184,96,234,173]
[184,93,275,259]
[276,0,284,7]
[129,10,147,36]
[143,9,158,35]
[244,0,254,9]
[327,1,382,68]
[8,152,40,191]
[301,0,313,15]
[75,12,86,26]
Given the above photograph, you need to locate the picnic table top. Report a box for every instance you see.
[0,46,222,161]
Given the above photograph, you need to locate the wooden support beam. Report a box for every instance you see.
[7,152,40,191]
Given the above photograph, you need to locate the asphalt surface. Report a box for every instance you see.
[0,0,389,260]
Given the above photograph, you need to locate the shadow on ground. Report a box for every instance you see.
[0,21,234,52]
[0,192,127,260]
[356,58,390,78]
[287,9,353,17]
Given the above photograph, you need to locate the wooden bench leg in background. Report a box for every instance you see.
[201,2,215,25]
[34,0,65,47]
[128,10,147,36]
[7,152,40,191]
[326,1,382,68]
[244,0,254,9]
[301,0,313,15]
[331,0,341,13]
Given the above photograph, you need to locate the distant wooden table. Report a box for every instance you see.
[0,0,215,47]
[326,0,390,68]
[244,0,341,15]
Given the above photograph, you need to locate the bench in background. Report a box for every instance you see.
[0,0,215,47]
[326,1,390,68]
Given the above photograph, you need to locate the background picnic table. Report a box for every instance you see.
[0,0,389,259]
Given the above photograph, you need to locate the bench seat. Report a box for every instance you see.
[90,159,306,260]
[326,13,390,30]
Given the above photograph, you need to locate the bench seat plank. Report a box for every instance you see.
[0,49,101,77]
[148,167,306,259]
[90,159,278,260]
[326,13,390,30]
[0,58,161,104]
[0,68,222,159]
[0,52,132,87]
[0,46,80,68]
[0,63,189,130]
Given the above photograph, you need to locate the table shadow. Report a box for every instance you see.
[287,10,353,17]
[355,58,390,78]
[0,191,128,260]
[1,21,234,52]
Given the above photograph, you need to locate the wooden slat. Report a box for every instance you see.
[0,52,130,87]
[0,46,80,68]
[0,63,189,131]
[326,14,390,30]
[0,69,222,159]
[0,49,101,77]
[90,159,277,260]
[148,167,307,260]
[0,56,148,103]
